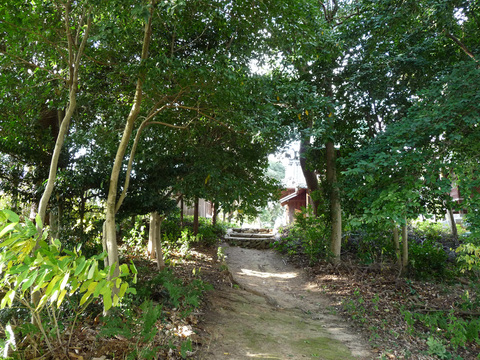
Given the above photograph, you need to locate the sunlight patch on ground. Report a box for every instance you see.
[246,353,282,359]
[238,268,298,279]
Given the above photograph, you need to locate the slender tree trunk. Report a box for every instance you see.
[155,214,165,270]
[401,221,408,273]
[49,210,59,241]
[392,224,401,268]
[37,5,91,228]
[31,4,92,324]
[446,205,458,240]
[212,202,218,226]
[299,137,321,216]
[148,212,157,259]
[180,196,184,228]
[104,7,154,277]
[193,197,199,236]
[326,141,342,263]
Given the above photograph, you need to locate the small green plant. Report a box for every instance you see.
[342,289,367,324]
[0,209,137,355]
[135,269,212,317]
[426,337,453,359]
[100,300,163,360]
[456,241,480,273]
[179,338,193,359]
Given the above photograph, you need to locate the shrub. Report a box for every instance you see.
[343,222,396,264]
[408,239,449,279]
[275,207,330,264]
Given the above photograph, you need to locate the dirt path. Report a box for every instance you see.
[198,244,372,360]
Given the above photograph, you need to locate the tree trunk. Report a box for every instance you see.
[326,141,342,264]
[212,202,218,226]
[49,210,59,241]
[37,7,91,229]
[148,212,157,259]
[180,196,184,228]
[446,205,458,240]
[102,221,108,267]
[193,197,199,236]
[299,137,321,216]
[104,8,154,280]
[401,222,408,273]
[155,214,165,270]
[392,224,401,268]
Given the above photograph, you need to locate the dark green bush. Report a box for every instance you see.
[343,223,396,264]
[409,239,449,279]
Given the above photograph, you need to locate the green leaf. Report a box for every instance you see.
[87,261,96,279]
[44,275,61,297]
[1,210,19,223]
[74,256,87,276]
[126,287,137,295]
[119,263,129,275]
[1,290,15,309]
[57,289,67,308]
[60,272,70,290]
[103,287,112,311]
[21,270,38,293]
[118,282,129,298]
[93,279,106,297]
[0,223,18,238]
[35,213,42,229]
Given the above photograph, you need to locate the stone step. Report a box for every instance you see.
[224,237,276,250]
[227,233,276,239]
[230,228,273,234]
[224,236,276,242]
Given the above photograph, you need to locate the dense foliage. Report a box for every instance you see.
[1,0,479,358]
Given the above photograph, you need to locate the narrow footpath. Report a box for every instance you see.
[198,240,372,360]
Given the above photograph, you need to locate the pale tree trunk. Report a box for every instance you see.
[447,205,458,240]
[401,221,408,273]
[31,1,92,324]
[326,141,342,263]
[148,212,157,259]
[37,4,91,229]
[155,214,165,270]
[103,7,154,276]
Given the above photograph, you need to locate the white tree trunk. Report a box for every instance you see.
[148,212,157,259]
[103,7,154,280]
[37,5,91,228]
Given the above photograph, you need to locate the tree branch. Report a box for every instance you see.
[114,116,190,213]
[444,30,478,63]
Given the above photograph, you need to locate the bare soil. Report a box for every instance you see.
[197,244,372,359]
